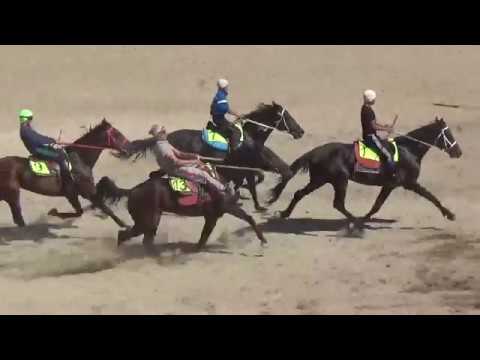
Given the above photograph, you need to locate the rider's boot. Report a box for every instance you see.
[385,160,396,180]
[60,161,75,192]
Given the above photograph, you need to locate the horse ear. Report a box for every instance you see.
[272,101,278,107]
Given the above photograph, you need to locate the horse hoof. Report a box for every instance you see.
[274,210,289,219]
[117,228,130,246]
[445,212,456,221]
[48,208,58,216]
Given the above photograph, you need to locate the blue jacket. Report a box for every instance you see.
[20,123,56,155]
[210,89,230,122]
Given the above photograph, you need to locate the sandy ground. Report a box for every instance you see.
[0,45,479,314]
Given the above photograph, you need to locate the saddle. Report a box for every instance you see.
[201,121,244,152]
[28,157,72,177]
[354,139,399,174]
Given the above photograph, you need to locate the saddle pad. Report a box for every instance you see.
[354,139,399,170]
[28,158,72,177]
[201,123,244,151]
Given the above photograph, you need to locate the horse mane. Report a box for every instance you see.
[395,120,440,148]
[406,121,437,138]
[114,135,158,162]
[75,119,111,143]
[245,103,276,118]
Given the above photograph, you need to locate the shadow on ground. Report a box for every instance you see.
[0,220,78,243]
[234,217,398,237]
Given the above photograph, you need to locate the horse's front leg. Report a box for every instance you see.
[48,193,84,219]
[78,182,129,228]
[363,185,396,220]
[90,195,129,228]
[403,182,455,221]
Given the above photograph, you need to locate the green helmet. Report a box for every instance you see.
[19,109,33,124]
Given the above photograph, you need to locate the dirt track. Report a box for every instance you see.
[0,46,479,314]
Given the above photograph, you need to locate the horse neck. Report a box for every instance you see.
[243,109,275,145]
[244,124,273,145]
[398,123,439,161]
[70,129,105,168]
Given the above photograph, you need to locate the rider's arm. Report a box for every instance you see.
[171,147,199,161]
[372,120,392,132]
[22,125,57,148]
[227,108,241,119]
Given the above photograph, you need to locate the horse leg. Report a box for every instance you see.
[196,216,219,251]
[141,210,162,255]
[363,186,396,220]
[142,230,158,256]
[6,191,26,227]
[226,205,267,245]
[332,177,356,221]
[246,174,266,212]
[89,194,128,228]
[118,224,143,246]
[48,193,84,219]
[280,178,326,218]
[403,182,455,220]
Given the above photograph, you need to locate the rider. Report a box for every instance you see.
[19,109,74,190]
[361,90,397,177]
[149,125,236,204]
[210,78,244,151]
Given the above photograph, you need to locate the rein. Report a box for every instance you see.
[243,106,291,136]
[394,126,456,153]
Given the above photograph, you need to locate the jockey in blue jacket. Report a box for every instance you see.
[19,109,74,190]
[209,79,243,151]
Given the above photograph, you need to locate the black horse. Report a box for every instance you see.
[167,102,304,210]
[269,117,462,226]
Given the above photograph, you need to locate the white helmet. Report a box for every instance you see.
[217,78,229,89]
[363,89,376,102]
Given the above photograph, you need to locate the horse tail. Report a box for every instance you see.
[267,150,313,204]
[96,176,131,205]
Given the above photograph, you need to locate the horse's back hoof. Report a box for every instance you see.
[48,208,58,216]
[446,213,456,221]
[117,228,131,246]
[274,210,289,219]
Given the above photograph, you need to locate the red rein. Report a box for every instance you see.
[58,142,111,151]
[57,126,128,151]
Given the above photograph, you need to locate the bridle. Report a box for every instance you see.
[243,106,291,135]
[106,126,128,149]
[273,107,289,132]
[395,125,457,153]
[434,126,457,151]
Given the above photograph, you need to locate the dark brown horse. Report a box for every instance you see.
[0,119,136,228]
[95,174,267,254]
[269,117,462,228]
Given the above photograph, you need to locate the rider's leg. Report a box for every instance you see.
[176,167,229,202]
[364,135,395,174]
[35,146,74,189]
[214,117,241,151]
[228,123,242,150]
